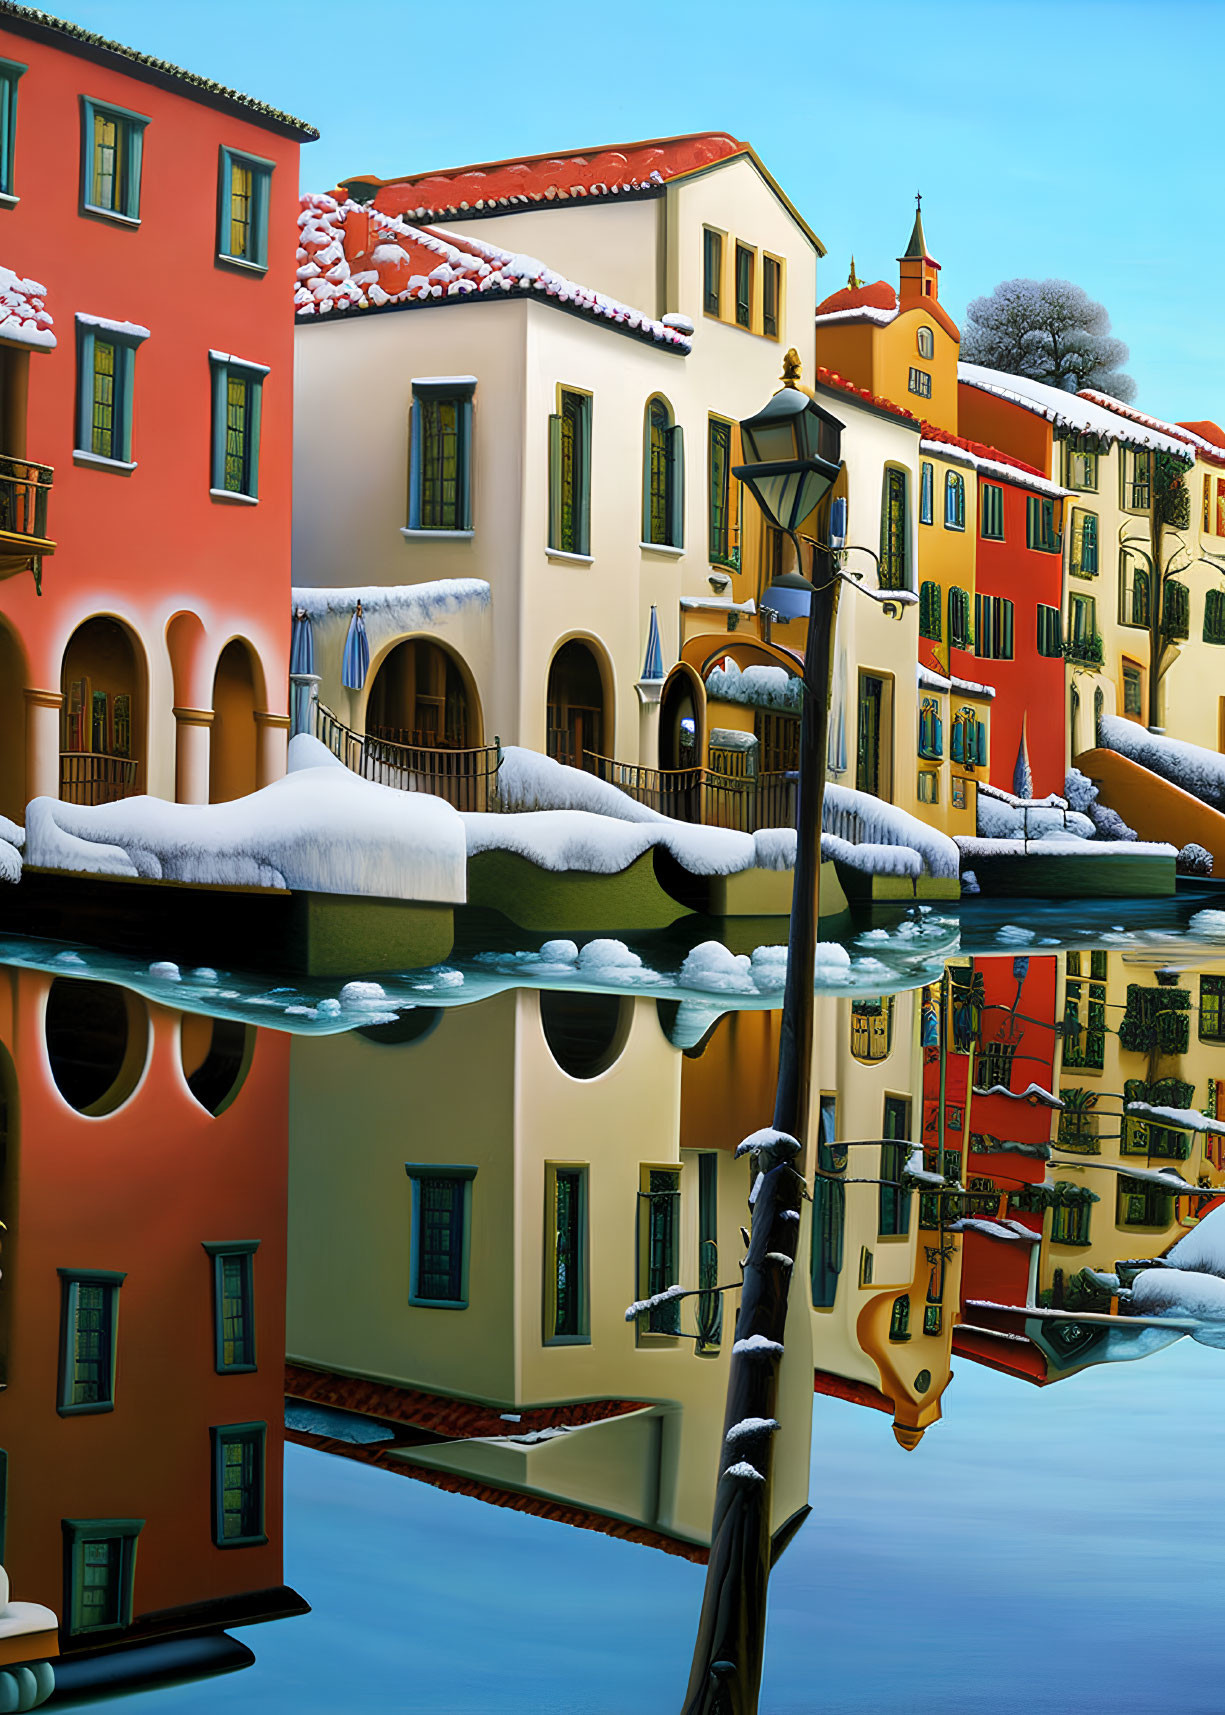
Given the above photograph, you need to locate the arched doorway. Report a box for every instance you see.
[59,617,143,805]
[0,620,25,822]
[659,670,699,771]
[366,638,478,750]
[209,639,258,803]
[546,640,606,771]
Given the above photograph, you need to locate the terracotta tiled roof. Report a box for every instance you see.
[814,278,896,318]
[343,132,745,223]
[815,365,918,425]
[296,192,692,351]
[919,422,1046,479]
[1079,390,1225,470]
[1179,418,1225,448]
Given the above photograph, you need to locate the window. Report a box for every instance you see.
[62,1519,142,1636]
[879,1098,912,1237]
[762,255,781,339]
[1118,1177,1172,1228]
[218,147,272,269]
[81,98,147,222]
[1163,580,1190,641]
[1066,446,1099,490]
[908,366,932,399]
[948,586,972,651]
[546,387,592,556]
[211,1422,267,1547]
[703,228,723,317]
[1052,1199,1092,1245]
[980,483,1003,539]
[1120,550,1150,627]
[1123,448,1152,511]
[643,398,684,547]
[202,1242,257,1374]
[405,1164,476,1308]
[851,997,894,1062]
[919,581,942,639]
[1037,604,1063,657]
[917,326,935,359]
[918,694,943,758]
[58,1270,124,1415]
[1205,589,1225,645]
[917,768,939,804]
[209,352,267,500]
[734,244,754,328]
[1122,661,1143,717]
[888,1295,911,1341]
[75,317,147,467]
[1025,494,1060,551]
[812,1097,845,1311]
[1201,975,1225,1041]
[974,594,1014,660]
[920,460,934,525]
[696,1152,722,1351]
[1066,508,1098,578]
[639,1168,680,1335]
[544,1165,589,1343]
[0,59,24,199]
[1063,951,1106,1069]
[1067,593,1100,664]
[409,378,474,533]
[708,417,737,567]
[880,468,908,589]
[952,705,987,768]
[945,471,965,531]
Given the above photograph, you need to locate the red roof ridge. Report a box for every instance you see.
[1179,418,1225,448]
[919,421,1045,479]
[814,278,896,318]
[815,365,917,424]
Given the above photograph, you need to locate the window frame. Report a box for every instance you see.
[217,145,274,273]
[74,315,148,469]
[61,1518,143,1636]
[979,482,1004,540]
[1070,507,1099,577]
[762,254,782,339]
[1036,604,1063,657]
[944,470,966,532]
[1204,588,1225,646]
[405,1163,477,1309]
[80,96,148,225]
[548,385,592,557]
[919,460,934,526]
[642,395,684,548]
[1025,493,1060,552]
[1066,446,1099,492]
[702,227,723,318]
[879,466,909,590]
[408,376,475,535]
[0,58,25,202]
[210,1421,268,1549]
[907,366,932,399]
[202,1240,258,1375]
[1200,974,1225,1042]
[916,326,935,359]
[209,350,268,502]
[543,1163,589,1345]
[57,1268,125,1417]
[708,415,738,569]
[1119,549,1150,628]
[637,1165,682,1339]
[974,593,1015,661]
[734,243,754,329]
[948,585,973,651]
[1122,660,1144,718]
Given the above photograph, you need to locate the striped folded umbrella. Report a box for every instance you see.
[341,601,369,690]
[290,605,315,676]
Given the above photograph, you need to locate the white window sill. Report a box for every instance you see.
[82,204,140,228]
[639,540,684,559]
[210,487,258,505]
[0,192,17,210]
[216,253,268,276]
[401,527,474,542]
[74,449,136,473]
[546,547,594,566]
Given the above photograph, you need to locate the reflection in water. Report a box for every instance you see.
[3,925,1225,1707]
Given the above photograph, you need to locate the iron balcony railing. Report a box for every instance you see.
[0,454,53,551]
[315,702,501,812]
[584,753,798,834]
[59,752,137,806]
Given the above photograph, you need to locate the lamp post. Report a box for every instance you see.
[679,355,843,1715]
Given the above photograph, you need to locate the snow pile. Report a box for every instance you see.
[1130,1268,1225,1340]
[725,1418,780,1443]
[1127,1102,1225,1136]
[823,783,959,879]
[904,1146,949,1189]
[948,1216,1040,1243]
[1098,715,1225,809]
[0,814,20,885]
[956,836,1173,860]
[463,807,765,876]
[822,832,921,879]
[704,660,803,714]
[756,827,797,870]
[977,793,1094,842]
[1189,910,1225,938]
[978,1082,1064,1108]
[680,941,756,994]
[1064,767,1139,842]
[734,1127,800,1160]
[0,266,54,350]
[958,364,1194,457]
[495,747,663,823]
[1163,1204,1225,1275]
[24,734,468,902]
[731,1335,784,1358]
[1178,842,1213,877]
[576,939,657,984]
[296,193,692,350]
[723,1461,766,1482]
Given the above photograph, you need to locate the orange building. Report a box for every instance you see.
[0,5,316,824]
[0,964,304,1683]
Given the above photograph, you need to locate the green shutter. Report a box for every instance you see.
[76,325,95,452]
[668,423,685,548]
[577,396,591,554]
[407,397,423,527]
[641,409,654,542]
[459,398,473,530]
[547,412,563,549]
[245,376,262,499]
[210,359,228,490]
[123,119,143,219]
[252,166,271,268]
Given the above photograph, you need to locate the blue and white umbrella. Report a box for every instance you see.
[641,604,665,682]
[290,605,315,676]
[341,600,370,691]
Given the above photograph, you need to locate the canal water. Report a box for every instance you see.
[7,892,1225,1713]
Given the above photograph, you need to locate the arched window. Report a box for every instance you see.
[951,706,986,768]
[917,326,935,359]
[1204,588,1225,645]
[944,471,965,531]
[948,586,972,651]
[918,696,943,759]
[643,399,684,547]
[879,468,908,590]
[919,580,942,639]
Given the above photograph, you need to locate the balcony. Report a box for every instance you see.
[0,454,54,584]
[1064,631,1104,668]
[315,703,500,812]
[59,752,138,807]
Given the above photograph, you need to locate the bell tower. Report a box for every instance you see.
[898,192,941,305]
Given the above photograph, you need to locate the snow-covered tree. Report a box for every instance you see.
[962,278,1136,402]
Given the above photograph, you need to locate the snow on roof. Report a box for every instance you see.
[292,580,489,629]
[1127,1101,1225,1137]
[918,427,1073,500]
[1164,1203,1225,1276]
[815,367,919,426]
[0,265,53,349]
[814,302,898,328]
[957,364,1194,459]
[296,193,691,352]
[973,1081,1064,1108]
[1079,390,1225,469]
[917,664,996,701]
[344,132,747,222]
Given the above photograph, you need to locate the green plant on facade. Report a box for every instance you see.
[1118,984,1191,1055]
[1057,1086,1100,1153]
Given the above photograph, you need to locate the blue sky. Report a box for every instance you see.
[54,0,1224,417]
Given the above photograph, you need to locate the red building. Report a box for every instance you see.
[0,964,303,1689]
[0,4,315,825]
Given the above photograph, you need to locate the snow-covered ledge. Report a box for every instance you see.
[638,541,685,559]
